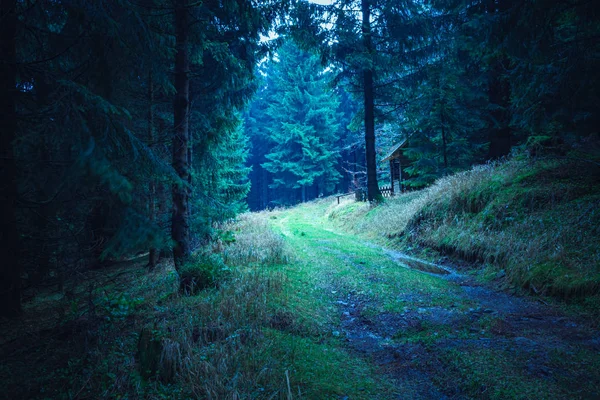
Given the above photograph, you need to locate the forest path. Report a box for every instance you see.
[270,200,600,400]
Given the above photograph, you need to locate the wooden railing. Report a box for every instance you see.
[336,190,365,204]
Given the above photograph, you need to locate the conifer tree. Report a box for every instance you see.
[291,0,429,200]
[193,119,251,238]
[172,0,192,269]
[0,0,21,317]
[1,0,287,307]
[261,42,342,204]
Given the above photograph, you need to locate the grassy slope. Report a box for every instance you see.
[327,156,600,308]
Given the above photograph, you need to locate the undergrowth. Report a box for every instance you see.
[2,207,389,399]
[0,209,298,399]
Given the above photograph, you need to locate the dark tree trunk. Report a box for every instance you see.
[33,78,54,283]
[157,182,169,260]
[353,147,358,189]
[172,0,191,269]
[441,106,448,170]
[487,63,511,159]
[187,142,192,221]
[262,167,269,209]
[147,72,158,269]
[361,0,381,202]
[0,0,22,318]
[486,0,511,159]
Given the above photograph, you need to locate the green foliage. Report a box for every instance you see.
[260,41,343,202]
[95,292,144,321]
[192,117,252,239]
[179,252,230,294]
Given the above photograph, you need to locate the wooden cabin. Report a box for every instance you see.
[381,140,410,196]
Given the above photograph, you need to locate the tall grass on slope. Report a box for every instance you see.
[87,211,292,399]
[154,210,294,398]
[328,158,600,301]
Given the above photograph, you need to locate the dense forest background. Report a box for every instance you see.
[1,0,599,318]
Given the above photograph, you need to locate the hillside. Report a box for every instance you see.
[329,155,600,308]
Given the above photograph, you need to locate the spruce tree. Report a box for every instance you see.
[172,0,192,269]
[0,0,21,317]
[291,0,430,201]
[261,41,342,204]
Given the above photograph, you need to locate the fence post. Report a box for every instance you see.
[355,189,363,202]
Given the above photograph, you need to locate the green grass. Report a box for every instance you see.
[1,206,406,399]
[4,156,600,399]
[439,347,563,399]
[271,203,470,315]
[259,329,390,399]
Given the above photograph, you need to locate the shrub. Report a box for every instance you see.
[179,252,229,294]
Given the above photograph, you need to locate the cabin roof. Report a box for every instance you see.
[381,139,408,162]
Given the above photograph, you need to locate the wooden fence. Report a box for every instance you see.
[336,190,365,204]
[379,185,394,198]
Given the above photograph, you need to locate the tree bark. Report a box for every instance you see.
[486,0,511,159]
[187,142,192,221]
[0,0,22,318]
[172,0,191,269]
[147,71,158,269]
[441,105,448,170]
[361,0,382,202]
[262,166,269,209]
[487,62,511,159]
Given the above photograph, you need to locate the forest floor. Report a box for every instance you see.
[268,199,600,399]
[2,195,599,399]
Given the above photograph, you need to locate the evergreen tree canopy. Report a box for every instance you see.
[261,42,342,201]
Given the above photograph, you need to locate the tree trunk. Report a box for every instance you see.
[156,117,169,261]
[187,142,192,220]
[361,0,381,202]
[0,0,22,318]
[147,71,158,269]
[157,182,169,260]
[441,106,448,170]
[262,167,270,208]
[487,63,511,159]
[172,0,191,270]
[487,0,511,159]
[33,78,54,284]
[353,147,358,189]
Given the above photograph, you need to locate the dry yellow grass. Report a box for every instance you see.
[222,209,292,266]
